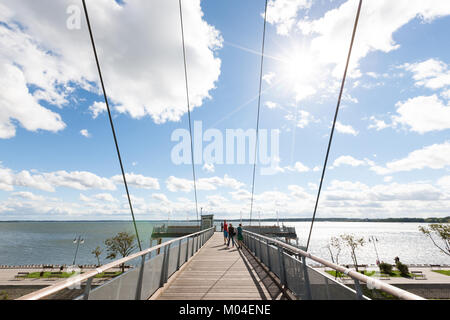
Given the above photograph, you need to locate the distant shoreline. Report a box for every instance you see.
[0,217,448,223]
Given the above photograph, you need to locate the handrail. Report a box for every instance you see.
[17,227,215,300]
[243,230,425,300]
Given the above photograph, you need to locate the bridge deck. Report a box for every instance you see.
[155,232,282,300]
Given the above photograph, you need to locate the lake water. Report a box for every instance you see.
[0,221,449,266]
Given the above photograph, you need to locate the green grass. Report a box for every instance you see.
[93,271,122,278]
[432,270,450,276]
[325,270,414,278]
[21,272,77,279]
[326,270,376,277]
[18,271,123,279]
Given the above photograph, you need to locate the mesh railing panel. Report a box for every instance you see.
[167,243,180,278]
[283,253,306,299]
[243,232,366,300]
[179,240,188,265]
[140,253,165,299]
[88,261,141,300]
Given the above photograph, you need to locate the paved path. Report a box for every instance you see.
[316,266,450,285]
[156,232,284,300]
[0,267,121,286]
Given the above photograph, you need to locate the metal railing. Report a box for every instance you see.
[17,227,215,300]
[243,230,425,300]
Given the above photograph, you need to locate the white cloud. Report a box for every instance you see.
[401,58,450,90]
[88,101,107,119]
[285,110,318,128]
[202,163,215,173]
[335,121,358,136]
[383,176,393,183]
[307,182,317,190]
[263,72,276,85]
[229,189,252,201]
[288,185,312,200]
[80,129,91,138]
[332,155,366,167]
[441,89,450,100]
[437,176,450,188]
[324,180,445,202]
[297,1,450,76]
[265,101,279,109]
[166,176,193,193]
[266,0,312,35]
[152,193,169,202]
[370,141,450,175]
[297,110,317,128]
[0,166,54,192]
[45,171,117,191]
[0,164,120,192]
[93,193,116,202]
[366,72,379,79]
[11,191,45,201]
[285,161,310,173]
[265,0,450,103]
[392,95,450,134]
[198,175,245,191]
[166,174,244,193]
[112,173,160,190]
[1,0,222,131]
[0,62,66,139]
[368,116,390,131]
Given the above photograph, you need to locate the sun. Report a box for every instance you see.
[273,42,319,101]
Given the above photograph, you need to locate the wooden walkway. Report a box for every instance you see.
[155,232,284,300]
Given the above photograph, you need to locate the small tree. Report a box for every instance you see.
[91,246,103,267]
[418,224,450,257]
[340,234,365,272]
[104,231,137,272]
[326,236,342,279]
[0,290,8,300]
[378,262,393,275]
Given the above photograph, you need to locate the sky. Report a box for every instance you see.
[0,0,450,221]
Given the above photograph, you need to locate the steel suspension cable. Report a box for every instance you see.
[178,0,200,227]
[305,0,363,251]
[82,0,142,250]
[249,0,268,226]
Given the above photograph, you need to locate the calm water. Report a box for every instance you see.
[0,221,449,266]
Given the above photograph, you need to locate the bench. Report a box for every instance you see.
[14,272,29,279]
[411,271,426,280]
[430,264,441,270]
[375,272,390,280]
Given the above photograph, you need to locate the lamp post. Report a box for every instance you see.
[368,236,380,264]
[72,235,84,266]
[200,207,203,228]
[258,210,262,234]
[276,210,280,227]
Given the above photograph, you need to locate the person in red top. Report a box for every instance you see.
[223,220,228,245]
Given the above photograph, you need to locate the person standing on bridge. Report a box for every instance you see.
[236,224,243,249]
[223,220,228,245]
[227,223,236,248]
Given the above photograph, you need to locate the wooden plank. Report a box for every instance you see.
[156,232,276,300]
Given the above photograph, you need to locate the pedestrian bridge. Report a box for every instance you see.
[17,228,424,300]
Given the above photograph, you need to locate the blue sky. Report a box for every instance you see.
[0,0,450,220]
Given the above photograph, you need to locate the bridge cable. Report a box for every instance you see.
[178,0,200,227]
[82,0,142,250]
[305,0,363,252]
[249,0,268,226]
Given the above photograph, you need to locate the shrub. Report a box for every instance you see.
[0,291,8,300]
[396,262,409,277]
[378,262,393,274]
